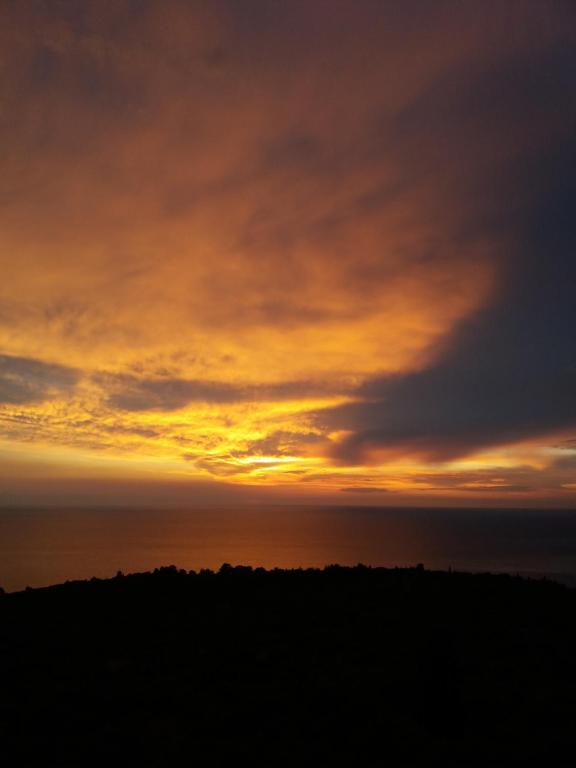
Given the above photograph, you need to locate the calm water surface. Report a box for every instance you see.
[2,505,576,592]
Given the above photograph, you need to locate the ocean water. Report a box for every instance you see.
[1,505,576,592]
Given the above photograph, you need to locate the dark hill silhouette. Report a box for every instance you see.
[2,565,576,766]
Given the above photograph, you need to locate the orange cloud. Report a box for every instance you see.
[0,1,574,504]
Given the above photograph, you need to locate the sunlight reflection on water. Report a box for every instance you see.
[1,505,576,592]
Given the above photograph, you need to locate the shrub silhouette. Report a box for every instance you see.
[1,565,575,766]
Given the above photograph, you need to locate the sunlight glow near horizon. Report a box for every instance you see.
[1,1,575,507]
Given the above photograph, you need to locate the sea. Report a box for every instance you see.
[2,505,576,593]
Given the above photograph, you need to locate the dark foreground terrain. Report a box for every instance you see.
[2,565,576,766]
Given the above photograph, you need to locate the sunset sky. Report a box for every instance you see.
[1,0,575,507]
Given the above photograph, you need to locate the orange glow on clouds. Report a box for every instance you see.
[1,1,575,506]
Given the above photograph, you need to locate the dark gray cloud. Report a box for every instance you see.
[321,41,576,463]
[554,438,576,451]
[104,373,337,411]
[551,452,576,471]
[0,354,78,404]
[106,376,242,411]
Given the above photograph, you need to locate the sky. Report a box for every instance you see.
[0,0,575,507]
